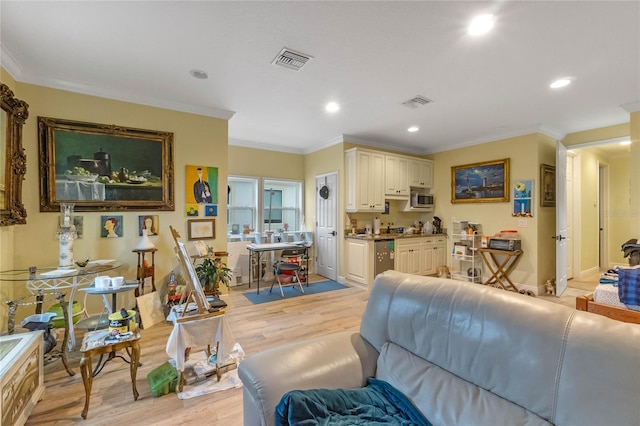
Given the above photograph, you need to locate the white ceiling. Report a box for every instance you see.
[1,1,638,155]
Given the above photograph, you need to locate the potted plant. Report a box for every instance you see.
[195,256,232,297]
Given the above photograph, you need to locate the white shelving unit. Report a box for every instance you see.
[451,221,483,283]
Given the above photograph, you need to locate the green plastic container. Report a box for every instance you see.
[147,362,178,397]
[47,301,83,328]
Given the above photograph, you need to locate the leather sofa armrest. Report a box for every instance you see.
[238,331,379,426]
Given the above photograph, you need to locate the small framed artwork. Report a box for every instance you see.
[540,164,556,207]
[188,219,215,240]
[186,204,199,217]
[205,205,217,217]
[512,180,533,217]
[186,165,218,204]
[101,215,123,238]
[138,215,159,236]
[451,158,510,203]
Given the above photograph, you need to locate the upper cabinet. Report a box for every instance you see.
[409,159,433,188]
[384,155,410,198]
[345,148,385,212]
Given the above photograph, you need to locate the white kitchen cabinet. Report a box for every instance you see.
[345,148,385,212]
[396,236,447,276]
[409,159,434,188]
[384,155,410,199]
[396,239,422,275]
[423,235,447,275]
[345,238,373,287]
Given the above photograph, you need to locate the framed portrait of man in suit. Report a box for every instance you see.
[186,165,218,205]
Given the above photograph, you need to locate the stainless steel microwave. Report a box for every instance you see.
[411,193,433,208]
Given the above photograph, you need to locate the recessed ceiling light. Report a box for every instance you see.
[190,69,208,79]
[468,14,496,36]
[408,126,419,133]
[325,102,340,113]
[550,77,573,89]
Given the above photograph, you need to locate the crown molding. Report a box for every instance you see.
[228,138,305,154]
[537,125,565,141]
[340,134,425,155]
[0,43,23,79]
[621,102,640,113]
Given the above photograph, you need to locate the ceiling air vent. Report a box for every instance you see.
[402,95,434,109]
[272,48,313,71]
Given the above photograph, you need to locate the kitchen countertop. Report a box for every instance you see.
[344,233,447,241]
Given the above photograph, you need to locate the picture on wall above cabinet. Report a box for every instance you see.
[186,165,218,205]
[37,116,174,212]
[139,215,159,236]
[512,180,533,217]
[101,215,123,238]
[451,158,509,203]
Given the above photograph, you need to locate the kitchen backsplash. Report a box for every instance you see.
[347,199,433,232]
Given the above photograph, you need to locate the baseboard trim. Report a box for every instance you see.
[580,266,600,278]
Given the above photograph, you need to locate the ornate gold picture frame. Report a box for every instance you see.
[1,83,29,225]
[451,158,510,203]
[38,117,174,212]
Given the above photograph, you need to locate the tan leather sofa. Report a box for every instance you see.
[239,271,640,426]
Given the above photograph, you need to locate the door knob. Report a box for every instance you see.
[329,230,337,236]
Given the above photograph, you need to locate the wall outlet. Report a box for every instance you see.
[518,219,528,228]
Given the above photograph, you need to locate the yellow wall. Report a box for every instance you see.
[0,75,229,330]
[430,133,548,289]
[609,154,631,265]
[536,133,557,285]
[562,123,630,147]
[630,111,640,237]
[228,145,304,180]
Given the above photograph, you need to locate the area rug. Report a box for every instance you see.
[243,280,348,304]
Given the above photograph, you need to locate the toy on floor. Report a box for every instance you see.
[544,278,556,295]
[438,266,451,279]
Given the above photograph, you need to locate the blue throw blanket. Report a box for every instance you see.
[275,377,431,426]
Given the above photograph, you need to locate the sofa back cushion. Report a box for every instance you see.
[376,341,552,426]
[361,271,640,425]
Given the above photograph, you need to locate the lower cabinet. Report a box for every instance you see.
[396,236,447,276]
[345,238,374,288]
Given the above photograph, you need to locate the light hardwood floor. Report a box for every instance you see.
[26,277,369,425]
[25,274,596,425]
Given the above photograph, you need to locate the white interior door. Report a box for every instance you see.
[315,173,338,280]
[555,141,568,296]
[566,153,574,279]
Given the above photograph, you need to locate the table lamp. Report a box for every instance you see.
[57,203,77,268]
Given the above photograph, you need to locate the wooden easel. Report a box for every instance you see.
[169,226,223,322]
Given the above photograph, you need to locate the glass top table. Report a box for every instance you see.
[0,261,123,350]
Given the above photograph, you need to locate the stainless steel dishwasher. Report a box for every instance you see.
[374,239,395,276]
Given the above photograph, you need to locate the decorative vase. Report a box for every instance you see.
[135,229,156,250]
